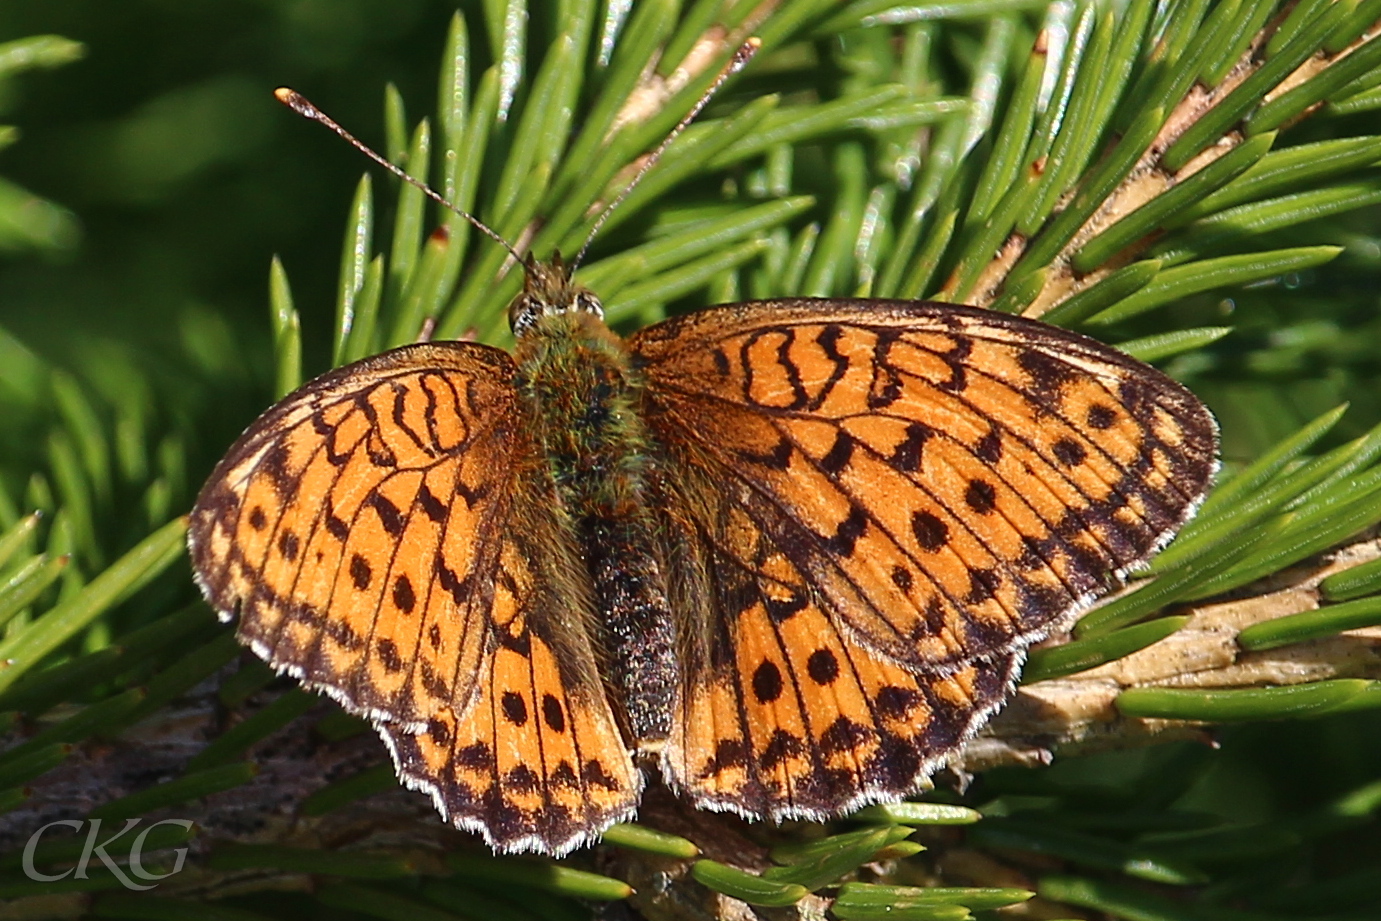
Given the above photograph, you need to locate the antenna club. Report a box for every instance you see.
[274,87,316,118]
[569,36,763,273]
[273,86,525,266]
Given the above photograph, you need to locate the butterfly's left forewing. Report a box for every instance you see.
[189,343,521,725]
[633,299,1216,818]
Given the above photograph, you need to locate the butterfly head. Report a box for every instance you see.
[509,250,605,338]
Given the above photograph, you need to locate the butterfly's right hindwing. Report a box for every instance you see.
[633,299,1217,820]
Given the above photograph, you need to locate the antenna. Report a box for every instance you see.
[273,87,525,265]
[571,36,761,271]
[274,35,761,276]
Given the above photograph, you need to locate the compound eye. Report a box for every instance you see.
[508,294,539,334]
[574,291,604,318]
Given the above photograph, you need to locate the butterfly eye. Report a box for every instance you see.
[508,294,539,335]
[574,291,604,319]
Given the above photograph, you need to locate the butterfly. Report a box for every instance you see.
[188,65,1217,854]
[188,247,1217,855]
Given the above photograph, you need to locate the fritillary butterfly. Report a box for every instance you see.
[188,69,1218,856]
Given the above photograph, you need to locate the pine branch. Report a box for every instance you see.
[1,527,1377,919]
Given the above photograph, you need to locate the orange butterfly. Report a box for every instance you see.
[189,255,1216,854]
[188,74,1217,856]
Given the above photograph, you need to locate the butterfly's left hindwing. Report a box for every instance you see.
[188,342,638,854]
[633,300,1217,818]
[382,487,642,855]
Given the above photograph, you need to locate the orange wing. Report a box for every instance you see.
[632,300,1216,818]
[188,343,638,854]
[381,488,643,855]
[654,457,1024,818]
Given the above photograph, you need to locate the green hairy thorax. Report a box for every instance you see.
[513,304,653,520]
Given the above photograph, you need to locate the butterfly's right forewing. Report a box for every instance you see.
[633,300,1217,674]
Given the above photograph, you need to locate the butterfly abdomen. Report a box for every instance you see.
[514,310,678,749]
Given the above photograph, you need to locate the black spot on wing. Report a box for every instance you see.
[1018,348,1075,397]
[974,428,1003,463]
[911,511,949,551]
[825,505,868,555]
[417,483,448,523]
[819,431,855,475]
[583,759,622,791]
[964,479,997,514]
[875,685,922,721]
[326,501,350,542]
[427,717,453,747]
[393,574,416,613]
[738,438,793,470]
[706,737,749,774]
[454,478,491,509]
[752,660,784,703]
[1052,437,1088,467]
[505,764,540,794]
[369,492,405,536]
[552,760,578,788]
[888,422,932,472]
[454,740,490,768]
[419,660,449,700]
[377,638,404,672]
[501,691,528,726]
[760,729,804,770]
[764,588,809,623]
[1087,403,1117,429]
[542,693,565,733]
[807,649,839,685]
[499,629,532,656]
[436,558,468,605]
[965,567,1000,605]
[349,553,372,590]
[820,716,869,756]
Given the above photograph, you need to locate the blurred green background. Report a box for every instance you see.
[0,1,472,500]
